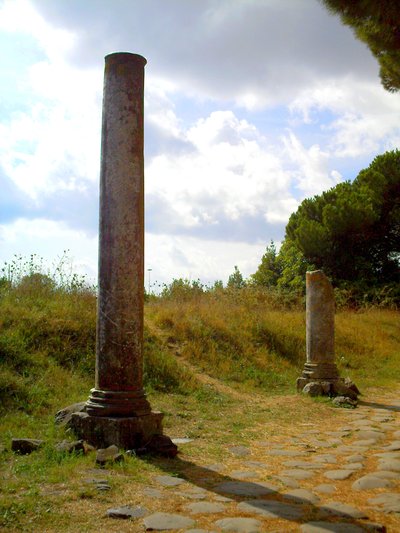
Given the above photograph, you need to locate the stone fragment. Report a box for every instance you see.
[106,505,147,519]
[55,440,84,454]
[332,396,358,408]
[324,470,354,480]
[215,517,262,533]
[11,438,44,455]
[186,502,225,514]
[352,475,392,490]
[319,501,368,519]
[282,488,320,504]
[155,475,185,487]
[214,481,278,497]
[171,437,193,444]
[300,522,364,533]
[143,512,195,530]
[302,382,324,396]
[237,499,304,520]
[95,444,124,465]
[55,402,86,425]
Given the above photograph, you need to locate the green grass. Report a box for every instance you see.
[0,264,399,531]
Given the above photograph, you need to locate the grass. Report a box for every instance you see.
[0,263,399,531]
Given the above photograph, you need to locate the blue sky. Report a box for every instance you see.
[1,0,400,287]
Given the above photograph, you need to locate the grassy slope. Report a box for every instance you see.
[0,280,399,530]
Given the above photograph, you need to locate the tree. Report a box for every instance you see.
[227,265,246,289]
[285,150,400,285]
[320,0,400,92]
[251,241,282,287]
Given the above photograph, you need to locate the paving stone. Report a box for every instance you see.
[214,495,233,502]
[319,501,368,519]
[352,475,392,490]
[206,463,225,472]
[186,502,225,514]
[228,446,251,457]
[106,505,147,519]
[374,451,400,459]
[300,521,365,532]
[377,459,400,471]
[268,449,305,456]
[355,430,385,441]
[314,484,336,494]
[143,512,195,530]
[393,430,400,439]
[237,499,304,520]
[273,476,300,489]
[243,461,268,468]
[308,439,338,448]
[324,470,354,480]
[282,488,320,504]
[280,469,314,480]
[346,454,365,463]
[143,488,164,498]
[214,481,278,497]
[215,517,262,533]
[186,530,213,533]
[368,492,400,513]
[231,470,259,479]
[369,470,400,479]
[312,454,337,463]
[155,475,185,487]
[325,431,350,438]
[342,462,363,470]
[354,439,379,447]
[282,460,325,469]
[383,441,400,451]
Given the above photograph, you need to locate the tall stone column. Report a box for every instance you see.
[69,53,177,455]
[297,270,359,400]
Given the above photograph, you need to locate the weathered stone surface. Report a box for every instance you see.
[214,481,278,497]
[346,454,365,463]
[332,396,358,408]
[269,449,305,456]
[368,492,400,513]
[343,462,363,470]
[355,430,384,441]
[143,488,164,498]
[231,470,258,479]
[106,505,147,519]
[352,475,392,490]
[324,470,354,480]
[281,469,314,480]
[11,438,44,455]
[96,445,124,465]
[186,502,225,514]
[155,475,185,487]
[282,488,320,504]
[55,402,86,425]
[300,522,365,532]
[319,501,368,519]
[143,512,195,530]
[283,460,325,469]
[302,382,324,396]
[215,517,262,532]
[378,459,400,471]
[237,499,304,520]
[171,437,193,445]
[383,441,400,451]
[70,411,164,451]
[55,440,84,454]
[369,470,400,479]
[314,484,336,494]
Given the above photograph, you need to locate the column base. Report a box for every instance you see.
[296,372,360,400]
[69,410,178,457]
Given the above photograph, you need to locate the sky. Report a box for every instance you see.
[1,0,400,289]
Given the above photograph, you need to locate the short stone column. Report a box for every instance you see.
[69,53,177,455]
[297,270,359,400]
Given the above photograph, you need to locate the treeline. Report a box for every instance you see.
[251,150,400,307]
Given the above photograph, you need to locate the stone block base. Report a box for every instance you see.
[296,375,360,400]
[69,410,177,456]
